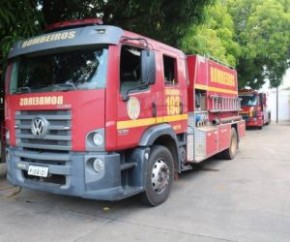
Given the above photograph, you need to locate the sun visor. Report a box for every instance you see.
[8,25,124,58]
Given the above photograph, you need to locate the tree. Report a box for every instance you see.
[0,0,43,84]
[40,0,215,47]
[0,0,215,62]
[0,0,215,84]
[0,0,42,58]
[181,1,240,66]
[227,0,290,88]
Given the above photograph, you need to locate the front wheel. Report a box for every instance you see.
[141,145,174,206]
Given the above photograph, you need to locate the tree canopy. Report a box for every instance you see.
[0,0,42,58]
[181,1,240,66]
[0,0,214,59]
[227,0,290,88]
[1,0,290,89]
[0,0,214,83]
[181,0,290,89]
[40,0,214,47]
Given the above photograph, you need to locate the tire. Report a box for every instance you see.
[141,145,174,206]
[221,127,238,160]
[267,112,271,125]
[1,144,5,163]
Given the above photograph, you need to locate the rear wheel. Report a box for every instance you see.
[221,127,238,160]
[141,145,174,206]
[265,112,271,125]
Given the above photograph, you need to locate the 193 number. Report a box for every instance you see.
[166,96,180,115]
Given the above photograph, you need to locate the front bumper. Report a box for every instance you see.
[242,115,263,127]
[245,117,263,127]
[6,147,147,201]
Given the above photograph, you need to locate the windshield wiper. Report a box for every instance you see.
[14,87,31,94]
[53,82,77,91]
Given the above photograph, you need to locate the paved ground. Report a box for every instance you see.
[1,122,290,242]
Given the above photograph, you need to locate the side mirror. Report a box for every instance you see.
[141,50,156,85]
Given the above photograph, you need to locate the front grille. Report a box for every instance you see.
[14,110,72,186]
[15,110,72,151]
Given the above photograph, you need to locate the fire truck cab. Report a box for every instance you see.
[239,89,271,129]
[5,20,245,206]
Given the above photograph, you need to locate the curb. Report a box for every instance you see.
[0,163,7,178]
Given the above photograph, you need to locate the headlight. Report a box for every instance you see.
[86,129,105,151]
[92,158,104,173]
[6,130,10,144]
[93,133,103,146]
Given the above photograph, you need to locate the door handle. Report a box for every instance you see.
[152,102,157,117]
[180,101,183,114]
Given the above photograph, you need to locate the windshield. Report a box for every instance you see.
[9,47,108,94]
[240,95,258,106]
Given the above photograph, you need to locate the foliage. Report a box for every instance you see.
[40,0,215,47]
[181,1,240,67]
[0,0,42,59]
[227,0,290,88]
[0,0,214,64]
[182,0,290,89]
[1,0,289,90]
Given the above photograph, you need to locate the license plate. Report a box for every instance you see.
[28,165,49,177]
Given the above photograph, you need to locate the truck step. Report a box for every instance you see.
[120,162,137,171]
[121,186,143,197]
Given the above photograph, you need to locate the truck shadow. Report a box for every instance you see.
[4,157,229,215]
[182,156,225,174]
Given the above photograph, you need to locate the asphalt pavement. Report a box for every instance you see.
[1,122,290,242]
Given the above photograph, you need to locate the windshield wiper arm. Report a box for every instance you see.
[53,82,77,91]
[14,87,31,94]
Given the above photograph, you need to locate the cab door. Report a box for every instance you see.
[116,44,157,150]
[160,53,188,134]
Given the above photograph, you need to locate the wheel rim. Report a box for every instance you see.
[151,159,170,194]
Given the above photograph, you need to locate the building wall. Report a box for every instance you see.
[268,89,290,121]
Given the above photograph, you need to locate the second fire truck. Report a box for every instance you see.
[239,89,271,129]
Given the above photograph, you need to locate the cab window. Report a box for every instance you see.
[163,55,177,85]
[120,46,143,93]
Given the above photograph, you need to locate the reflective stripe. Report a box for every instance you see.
[195,84,238,95]
[117,114,188,130]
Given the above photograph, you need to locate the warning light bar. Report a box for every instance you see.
[45,18,103,32]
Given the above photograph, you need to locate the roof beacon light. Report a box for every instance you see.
[45,18,103,32]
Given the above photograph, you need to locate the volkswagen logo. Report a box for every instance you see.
[31,116,49,138]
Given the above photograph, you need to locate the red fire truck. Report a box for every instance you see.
[4,20,245,206]
[239,89,271,129]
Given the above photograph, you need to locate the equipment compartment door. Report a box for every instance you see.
[218,124,231,151]
[206,129,218,157]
